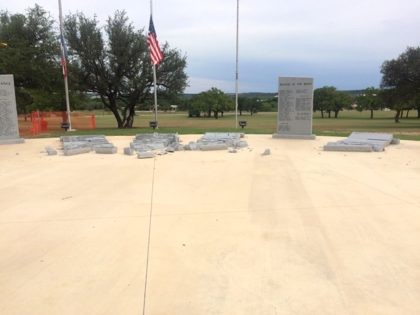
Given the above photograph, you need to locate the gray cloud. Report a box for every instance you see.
[5,0,420,92]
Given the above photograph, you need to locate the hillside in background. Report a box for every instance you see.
[183,90,363,99]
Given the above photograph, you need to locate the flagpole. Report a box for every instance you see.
[58,0,73,131]
[235,0,239,129]
[150,0,158,127]
[153,64,158,124]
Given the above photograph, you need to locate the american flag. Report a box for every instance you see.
[59,32,68,78]
[147,16,164,65]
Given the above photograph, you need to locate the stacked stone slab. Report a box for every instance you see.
[94,144,118,154]
[61,135,117,155]
[185,132,248,151]
[62,147,92,156]
[324,132,399,152]
[123,147,134,155]
[130,133,180,153]
[137,151,155,159]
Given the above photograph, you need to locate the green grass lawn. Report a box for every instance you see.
[30,110,420,140]
[312,111,420,139]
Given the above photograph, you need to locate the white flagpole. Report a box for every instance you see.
[153,65,158,124]
[235,0,239,129]
[143,2,157,315]
[58,0,73,131]
[150,0,158,126]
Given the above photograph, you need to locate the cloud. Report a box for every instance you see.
[185,77,235,94]
[4,0,420,92]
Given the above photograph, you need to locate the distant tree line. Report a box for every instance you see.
[314,47,420,122]
[191,47,420,122]
[184,90,277,118]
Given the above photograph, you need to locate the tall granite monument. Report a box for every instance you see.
[273,77,315,139]
[0,75,24,144]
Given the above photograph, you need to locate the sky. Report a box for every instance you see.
[4,0,420,93]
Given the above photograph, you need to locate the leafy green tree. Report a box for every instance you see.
[381,47,420,122]
[0,5,63,113]
[190,87,233,119]
[238,96,246,116]
[65,11,187,128]
[238,97,261,115]
[259,97,277,112]
[356,87,380,119]
[314,86,352,118]
[188,94,207,117]
[331,91,353,118]
[314,86,336,118]
[378,88,407,123]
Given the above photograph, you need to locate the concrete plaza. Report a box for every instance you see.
[1,135,419,314]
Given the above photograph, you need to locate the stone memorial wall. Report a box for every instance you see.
[0,74,24,144]
[273,77,315,139]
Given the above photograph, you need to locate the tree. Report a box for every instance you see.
[0,5,63,113]
[259,97,277,112]
[65,11,187,128]
[313,86,336,118]
[238,97,261,115]
[378,88,406,123]
[355,87,380,119]
[330,91,352,118]
[190,87,234,119]
[381,47,420,122]
[313,87,352,118]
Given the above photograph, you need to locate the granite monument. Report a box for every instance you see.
[0,74,24,144]
[273,77,315,139]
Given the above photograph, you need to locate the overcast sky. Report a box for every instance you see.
[4,0,420,93]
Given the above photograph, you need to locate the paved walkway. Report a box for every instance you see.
[1,135,419,314]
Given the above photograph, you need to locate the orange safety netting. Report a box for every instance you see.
[18,111,96,136]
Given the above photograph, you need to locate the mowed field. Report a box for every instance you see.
[27,110,420,140]
[97,110,420,136]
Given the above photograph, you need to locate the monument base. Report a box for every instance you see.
[0,138,25,145]
[272,133,316,140]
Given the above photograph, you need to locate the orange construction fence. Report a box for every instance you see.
[18,111,96,136]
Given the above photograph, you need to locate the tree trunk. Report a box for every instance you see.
[406,109,410,118]
[213,110,219,119]
[320,110,324,118]
[334,110,339,118]
[208,109,211,118]
[400,110,404,118]
[327,110,331,118]
[124,105,135,128]
[417,108,420,118]
[370,109,374,119]
[109,107,123,128]
[220,111,224,117]
[100,95,124,128]
[394,109,401,123]
[239,109,242,115]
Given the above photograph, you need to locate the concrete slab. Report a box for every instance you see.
[0,135,420,315]
[324,132,398,152]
